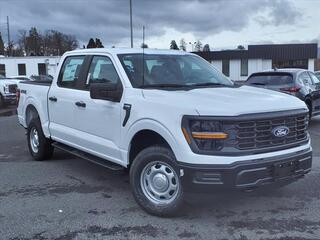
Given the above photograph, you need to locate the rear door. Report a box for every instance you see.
[48,55,88,145]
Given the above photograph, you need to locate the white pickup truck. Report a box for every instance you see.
[0,76,19,107]
[17,48,312,216]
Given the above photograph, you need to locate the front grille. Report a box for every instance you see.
[225,113,308,151]
[8,84,17,93]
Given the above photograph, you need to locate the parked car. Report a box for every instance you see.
[0,77,18,107]
[246,69,320,118]
[9,75,32,81]
[17,49,312,216]
[315,71,320,80]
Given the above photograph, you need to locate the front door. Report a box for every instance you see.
[72,55,124,165]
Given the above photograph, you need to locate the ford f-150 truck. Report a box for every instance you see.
[17,48,312,216]
[0,77,18,107]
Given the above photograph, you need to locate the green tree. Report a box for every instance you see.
[87,38,96,48]
[203,44,210,52]
[95,38,104,48]
[0,32,4,55]
[170,40,179,50]
[179,38,186,51]
[141,43,148,48]
[237,45,245,50]
[25,27,42,55]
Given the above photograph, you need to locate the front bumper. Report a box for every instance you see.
[178,148,312,191]
[2,93,16,103]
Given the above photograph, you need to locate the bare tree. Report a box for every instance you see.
[179,38,186,51]
[194,40,203,52]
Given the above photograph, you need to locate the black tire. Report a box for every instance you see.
[27,118,54,161]
[0,94,4,108]
[130,145,184,217]
[306,101,312,119]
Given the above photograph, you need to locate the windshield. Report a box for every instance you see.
[247,73,293,86]
[118,54,233,88]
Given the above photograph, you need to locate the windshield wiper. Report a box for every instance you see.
[189,82,226,87]
[250,82,266,86]
[140,83,189,89]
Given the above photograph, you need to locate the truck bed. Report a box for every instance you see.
[17,80,52,138]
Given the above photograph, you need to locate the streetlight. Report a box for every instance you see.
[189,41,196,52]
[130,0,133,48]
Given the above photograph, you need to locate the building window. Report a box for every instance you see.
[0,64,5,77]
[272,59,308,69]
[38,63,47,75]
[18,64,26,75]
[240,59,248,76]
[222,59,229,76]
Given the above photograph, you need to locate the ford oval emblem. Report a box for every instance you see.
[272,126,290,138]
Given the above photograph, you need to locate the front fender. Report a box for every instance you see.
[121,118,180,165]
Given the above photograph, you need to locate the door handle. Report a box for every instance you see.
[49,96,57,102]
[75,101,86,108]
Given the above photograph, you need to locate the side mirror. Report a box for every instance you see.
[90,83,123,102]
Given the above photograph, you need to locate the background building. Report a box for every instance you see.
[195,43,318,81]
[0,56,60,77]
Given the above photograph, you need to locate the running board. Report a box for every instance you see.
[52,142,124,171]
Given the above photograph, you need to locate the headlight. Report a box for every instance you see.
[4,85,10,93]
[182,116,228,152]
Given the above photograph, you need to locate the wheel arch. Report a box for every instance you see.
[124,119,180,167]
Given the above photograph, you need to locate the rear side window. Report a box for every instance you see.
[247,74,293,86]
[308,72,320,85]
[299,72,313,85]
[58,56,85,88]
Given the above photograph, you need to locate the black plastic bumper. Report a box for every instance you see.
[178,148,312,192]
[3,94,16,103]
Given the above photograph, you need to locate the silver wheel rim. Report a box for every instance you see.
[140,161,180,205]
[30,128,40,153]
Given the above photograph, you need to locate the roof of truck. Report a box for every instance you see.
[65,48,192,56]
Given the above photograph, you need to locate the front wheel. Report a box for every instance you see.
[27,118,54,161]
[130,145,184,217]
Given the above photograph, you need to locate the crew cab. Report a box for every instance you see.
[17,49,312,216]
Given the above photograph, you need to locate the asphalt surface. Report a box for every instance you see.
[0,106,319,240]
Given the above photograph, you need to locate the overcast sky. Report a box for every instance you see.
[0,0,319,51]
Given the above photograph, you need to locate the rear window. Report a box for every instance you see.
[247,73,293,86]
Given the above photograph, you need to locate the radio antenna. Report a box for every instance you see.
[142,25,145,87]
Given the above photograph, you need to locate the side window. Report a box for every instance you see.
[58,56,85,88]
[299,72,313,85]
[86,56,120,86]
[308,72,320,85]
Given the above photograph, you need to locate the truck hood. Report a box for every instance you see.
[142,85,307,116]
[0,80,19,86]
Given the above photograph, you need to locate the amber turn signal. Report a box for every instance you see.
[191,132,228,139]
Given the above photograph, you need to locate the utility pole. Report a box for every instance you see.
[6,16,11,56]
[129,0,133,48]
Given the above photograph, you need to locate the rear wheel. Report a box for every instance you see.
[27,118,54,161]
[130,145,184,217]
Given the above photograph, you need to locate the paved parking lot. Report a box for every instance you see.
[0,107,319,240]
